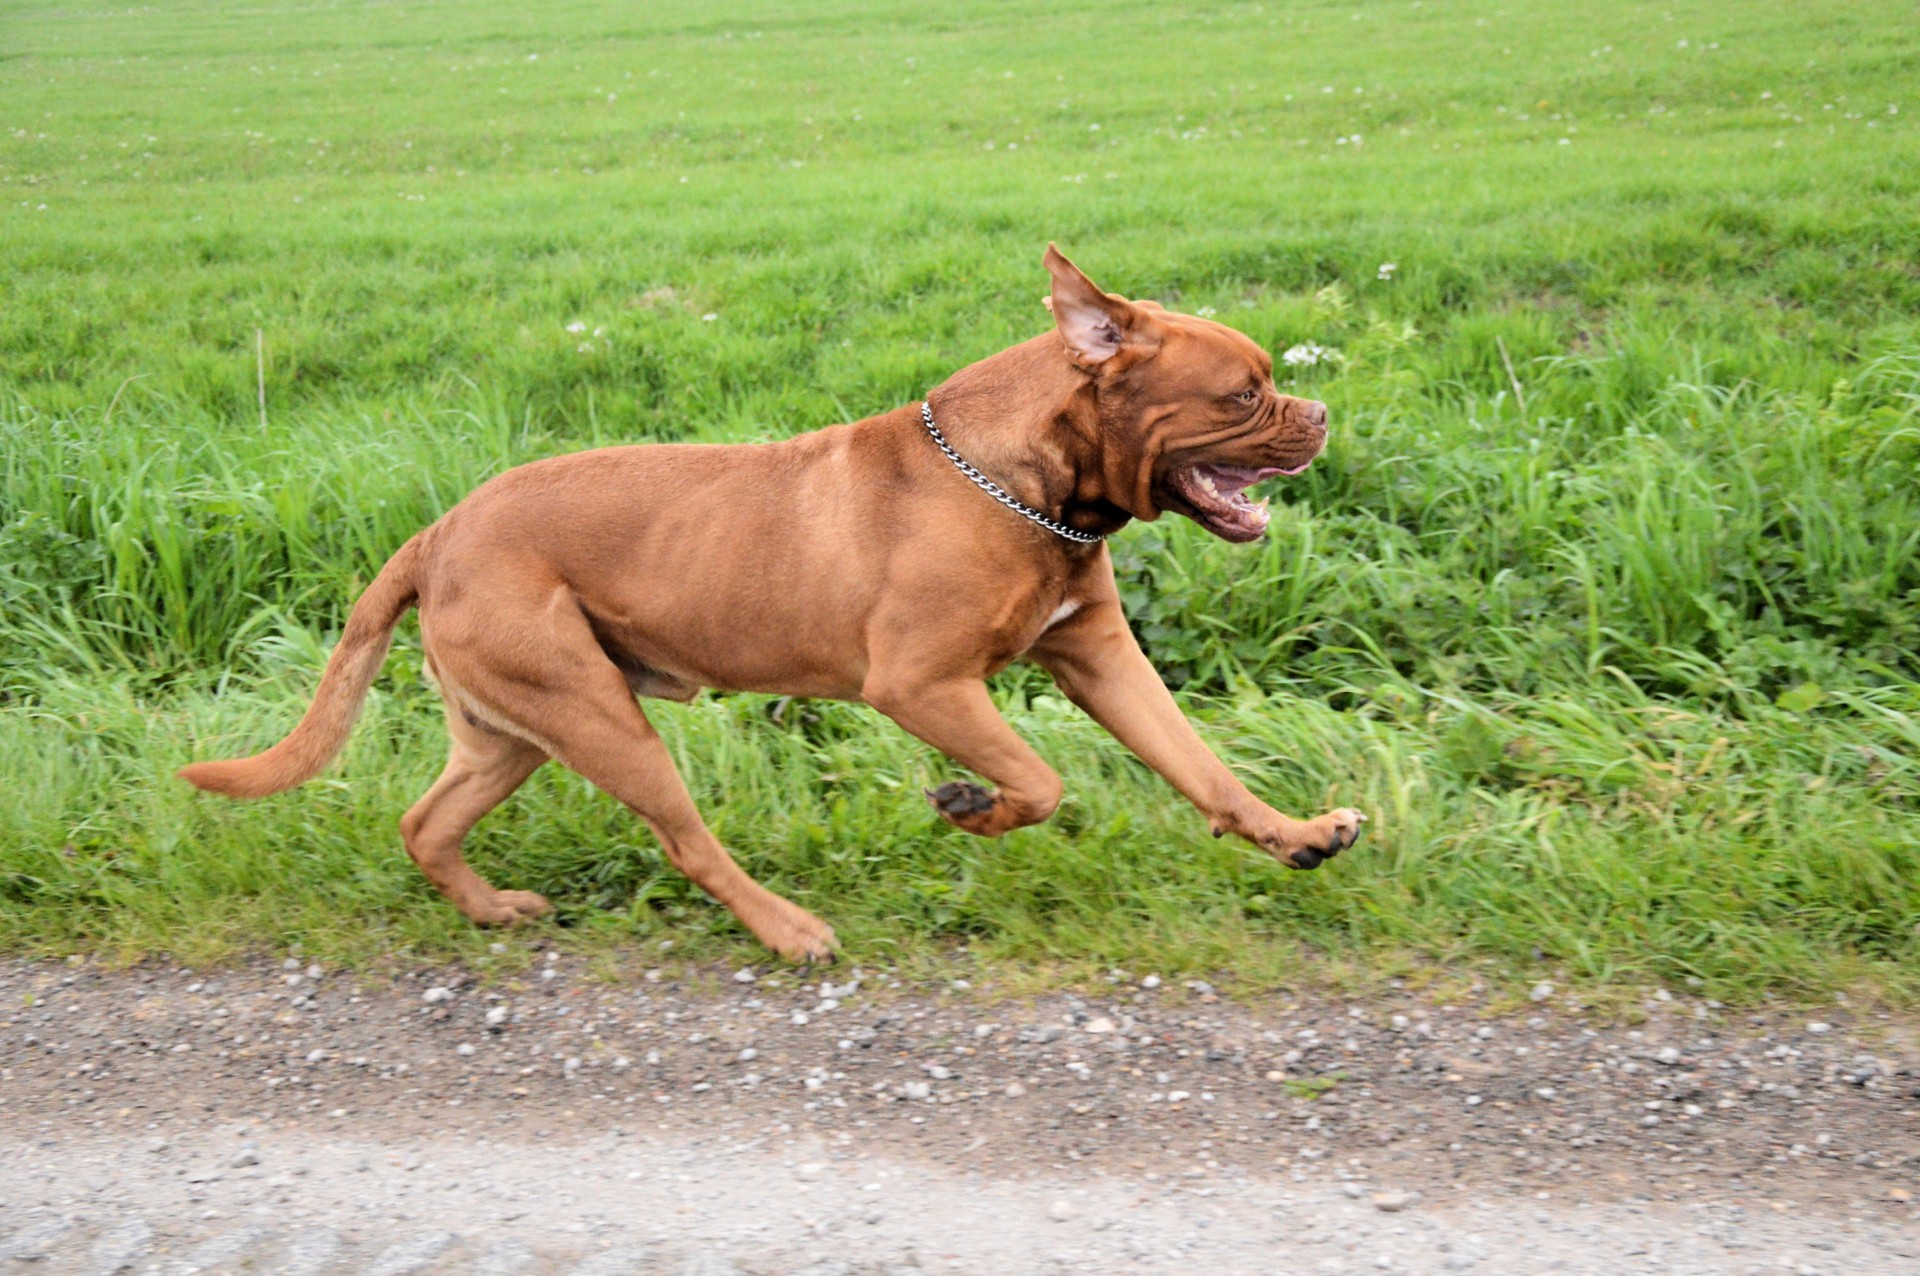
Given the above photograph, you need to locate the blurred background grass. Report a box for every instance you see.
[2,0,1916,1000]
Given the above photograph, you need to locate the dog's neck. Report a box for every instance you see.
[924,334,1144,540]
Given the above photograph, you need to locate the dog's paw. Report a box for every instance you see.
[466,889,553,926]
[927,781,996,818]
[763,910,839,965]
[1283,808,1368,870]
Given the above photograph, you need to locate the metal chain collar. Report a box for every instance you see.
[919,400,1105,544]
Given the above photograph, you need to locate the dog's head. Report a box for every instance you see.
[1045,245,1328,543]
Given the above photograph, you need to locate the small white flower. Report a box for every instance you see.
[1282,342,1338,367]
[701,312,718,322]
[1377,262,1397,281]
[1195,305,1217,318]
[565,321,586,333]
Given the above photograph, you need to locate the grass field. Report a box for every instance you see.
[3,0,1918,1001]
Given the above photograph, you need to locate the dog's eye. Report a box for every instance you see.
[1235,388,1260,404]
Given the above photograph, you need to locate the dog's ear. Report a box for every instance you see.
[1044,244,1151,370]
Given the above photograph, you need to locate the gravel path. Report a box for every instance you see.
[3,955,1916,1274]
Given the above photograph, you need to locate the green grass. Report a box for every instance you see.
[2,0,1917,1002]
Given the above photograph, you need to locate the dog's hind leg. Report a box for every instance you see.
[559,699,838,962]
[398,703,550,925]
[433,588,836,962]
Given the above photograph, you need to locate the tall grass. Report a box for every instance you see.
[2,0,1917,999]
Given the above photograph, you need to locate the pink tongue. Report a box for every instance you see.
[1203,464,1297,493]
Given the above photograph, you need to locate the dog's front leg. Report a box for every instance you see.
[1030,600,1365,869]
[863,674,1064,836]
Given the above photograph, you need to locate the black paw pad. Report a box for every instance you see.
[1288,847,1328,871]
[927,782,996,817]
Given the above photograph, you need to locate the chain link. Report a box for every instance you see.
[920,401,1105,544]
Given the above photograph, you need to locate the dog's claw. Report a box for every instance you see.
[927,781,996,817]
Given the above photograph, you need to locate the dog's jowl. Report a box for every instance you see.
[181,246,1367,961]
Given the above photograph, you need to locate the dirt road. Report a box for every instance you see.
[2,955,1915,1274]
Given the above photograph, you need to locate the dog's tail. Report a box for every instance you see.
[179,535,424,799]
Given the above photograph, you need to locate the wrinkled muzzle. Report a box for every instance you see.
[1164,398,1328,542]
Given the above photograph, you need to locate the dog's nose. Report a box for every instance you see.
[1302,399,1329,431]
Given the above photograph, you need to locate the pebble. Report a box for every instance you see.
[485,1005,510,1027]
[174,1226,268,1271]
[473,1239,539,1274]
[1371,1190,1413,1212]
[1807,1022,1832,1034]
[1083,1016,1116,1034]
[680,1257,742,1276]
[903,1081,932,1101]
[366,1231,453,1276]
[1140,975,1161,989]
[572,1247,650,1276]
[0,1218,72,1262]
[279,1228,343,1276]
[421,986,454,1004]
[1047,1200,1076,1222]
[1529,982,1555,1003]
[82,1219,152,1274]
[795,1162,827,1182]
[732,969,757,984]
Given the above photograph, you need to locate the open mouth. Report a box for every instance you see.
[1165,460,1312,542]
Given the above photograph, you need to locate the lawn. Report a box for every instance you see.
[3,0,1917,1001]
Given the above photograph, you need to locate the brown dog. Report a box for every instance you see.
[180,246,1366,960]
